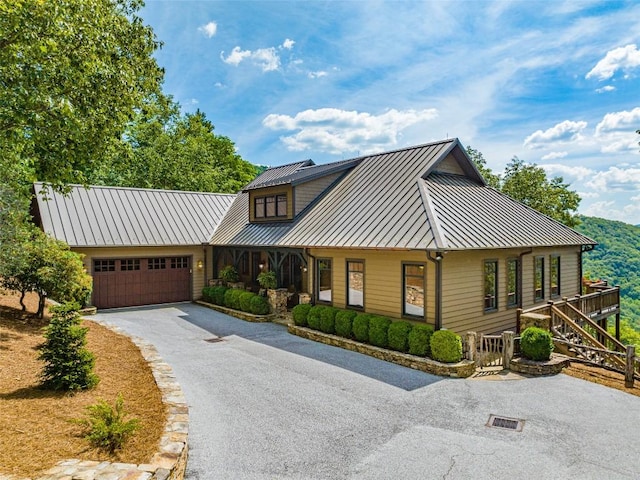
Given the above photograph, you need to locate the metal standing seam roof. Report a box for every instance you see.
[244,160,314,190]
[422,174,596,249]
[210,138,596,250]
[34,183,236,247]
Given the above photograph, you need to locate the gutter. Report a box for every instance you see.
[426,251,444,330]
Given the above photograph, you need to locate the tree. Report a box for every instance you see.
[0,0,163,190]
[502,157,581,227]
[0,227,92,317]
[39,302,99,391]
[466,146,501,188]
[89,95,258,193]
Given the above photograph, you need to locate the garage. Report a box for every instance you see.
[92,256,192,309]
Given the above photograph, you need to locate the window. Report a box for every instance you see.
[255,197,265,218]
[171,257,189,269]
[484,260,498,311]
[120,259,140,271]
[506,258,519,308]
[534,256,544,301]
[255,194,288,219]
[347,260,364,308]
[94,260,115,272]
[317,259,332,303]
[403,263,425,318]
[550,255,560,297]
[148,258,166,270]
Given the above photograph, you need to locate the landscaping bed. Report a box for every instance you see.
[0,291,166,477]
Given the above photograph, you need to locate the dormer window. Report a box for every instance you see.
[255,194,287,219]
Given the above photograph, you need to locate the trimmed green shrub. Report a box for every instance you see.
[520,326,554,361]
[408,324,434,357]
[73,393,139,453]
[249,295,270,315]
[335,310,357,338]
[39,302,99,391]
[352,313,372,343]
[212,286,228,306]
[430,329,463,363]
[307,305,326,331]
[224,288,242,310]
[202,287,214,303]
[292,304,312,326]
[239,291,254,312]
[369,316,392,348]
[319,307,338,334]
[388,321,413,353]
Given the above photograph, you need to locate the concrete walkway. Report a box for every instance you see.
[94,303,640,480]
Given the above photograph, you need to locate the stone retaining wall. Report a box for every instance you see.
[0,324,189,480]
[509,354,570,376]
[195,300,276,322]
[289,325,476,378]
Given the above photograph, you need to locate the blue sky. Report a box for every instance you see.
[141,1,640,224]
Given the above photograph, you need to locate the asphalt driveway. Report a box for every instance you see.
[94,303,640,480]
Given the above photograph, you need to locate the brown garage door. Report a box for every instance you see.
[92,257,191,309]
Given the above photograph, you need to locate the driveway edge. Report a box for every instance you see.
[32,321,189,480]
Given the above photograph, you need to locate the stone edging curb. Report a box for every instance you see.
[195,300,276,323]
[0,323,189,480]
[288,324,476,378]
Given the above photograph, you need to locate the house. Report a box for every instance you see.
[32,183,234,309]
[33,138,597,335]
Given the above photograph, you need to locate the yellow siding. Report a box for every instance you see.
[294,173,342,215]
[75,246,208,303]
[308,248,434,325]
[442,246,582,335]
[433,153,465,175]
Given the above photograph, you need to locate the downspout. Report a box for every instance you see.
[518,248,533,308]
[426,251,443,331]
[201,242,209,290]
[304,248,316,302]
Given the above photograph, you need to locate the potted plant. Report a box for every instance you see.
[257,270,277,290]
[220,265,241,288]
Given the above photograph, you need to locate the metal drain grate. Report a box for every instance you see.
[204,337,225,343]
[486,414,524,432]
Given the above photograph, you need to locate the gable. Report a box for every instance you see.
[433,153,465,176]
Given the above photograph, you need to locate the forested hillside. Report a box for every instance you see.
[576,216,640,335]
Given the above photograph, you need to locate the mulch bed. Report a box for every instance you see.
[0,291,166,477]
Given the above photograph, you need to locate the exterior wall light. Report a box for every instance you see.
[197,260,204,269]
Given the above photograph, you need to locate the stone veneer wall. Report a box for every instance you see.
[0,323,189,480]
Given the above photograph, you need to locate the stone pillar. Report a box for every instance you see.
[465,332,477,362]
[267,288,290,315]
[298,293,312,305]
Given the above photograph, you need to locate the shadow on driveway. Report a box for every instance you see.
[106,303,443,391]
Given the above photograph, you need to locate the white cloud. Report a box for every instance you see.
[263,108,438,154]
[595,85,616,93]
[594,107,640,153]
[221,39,294,72]
[585,166,640,192]
[542,163,593,182]
[282,39,295,50]
[308,71,328,79]
[586,44,640,81]
[198,21,218,38]
[577,191,600,199]
[541,151,568,161]
[524,120,588,149]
